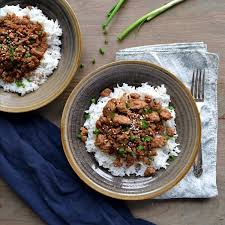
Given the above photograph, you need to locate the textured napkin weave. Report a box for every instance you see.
[116,42,218,198]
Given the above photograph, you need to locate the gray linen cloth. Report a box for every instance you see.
[116,42,218,198]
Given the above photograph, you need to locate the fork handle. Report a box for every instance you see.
[193,144,203,178]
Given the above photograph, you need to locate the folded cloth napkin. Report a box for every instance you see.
[116,42,219,198]
[0,113,155,225]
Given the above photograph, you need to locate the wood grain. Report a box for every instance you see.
[1,0,225,224]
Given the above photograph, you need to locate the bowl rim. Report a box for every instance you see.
[61,60,201,200]
[0,0,82,113]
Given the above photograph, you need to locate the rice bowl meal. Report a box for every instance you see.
[79,83,180,177]
[0,5,62,95]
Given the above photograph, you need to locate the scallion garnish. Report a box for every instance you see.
[29,38,35,44]
[24,52,31,58]
[141,119,148,129]
[118,147,126,157]
[137,145,145,151]
[84,113,90,120]
[91,59,96,64]
[15,80,25,88]
[144,107,152,114]
[99,48,105,55]
[93,128,100,135]
[91,98,97,104]
[141,136,152,142]
[117,0,185,41]
[168,103,175,110]
[129,136,136,142]
[168,155,177,161]
[102,0,127,30]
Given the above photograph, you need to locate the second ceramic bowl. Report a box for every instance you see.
[0,0,81,112]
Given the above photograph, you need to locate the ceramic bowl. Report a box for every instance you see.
[61,61,201,200]
[0,0,81,112]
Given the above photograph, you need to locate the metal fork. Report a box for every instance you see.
[191,69,205,178]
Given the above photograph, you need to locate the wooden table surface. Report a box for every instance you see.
[1,0,225,224]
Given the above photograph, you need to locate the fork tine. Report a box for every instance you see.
[194,69,199,99]
[202,69,205,100]
[198,69,202,99]
[191,70,195,96]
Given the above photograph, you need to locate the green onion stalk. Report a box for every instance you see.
[102,0,126,30]
[117,0,185,41]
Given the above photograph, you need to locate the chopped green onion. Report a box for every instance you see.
[122,125,129,132]
[77,133,82,139]
[168,103,175,110]
[117,0,185,41]
[137,145,145,151]
[38,31,43,36]
[103,30,108,35]
[168,155,177,161]
[80,63,84,69]
[118,147,126,156]
[141,136,152,142]
[15,80,25,88]
[84,113,90,120]
[149,156,154,162]
[6,36,11,45]
[102,0,126,30]
[104,39,108,45]
[91,59,96,64]
[106,3,117,17]
[141,119,148,129]
[9,46,15,62]
[99,48,105,55]
[0,44,2,48]
[29,38,35,44]
[93,128,100,135]
[170,136,176,141]
[164,135,171,140]
[129,136,136,142]
[144,107,152,114]
[91,98,97,104]
[24,52,31,58]
[110,112,116,118]
[125,102,130,109]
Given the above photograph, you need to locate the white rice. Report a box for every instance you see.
[84,83,180,177]
[0,5,62,95]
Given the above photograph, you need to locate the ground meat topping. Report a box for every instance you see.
[103,98,117,117]
[100,88,112,97]
[151,136,167,148]
[144,166,156,177]
[167,127,176,137]
[113,114,131,125]
[160,108,172,120]
[0,13,48,83]
[128,99,148,110]
[80,127,88,143]
[80,89,176,177]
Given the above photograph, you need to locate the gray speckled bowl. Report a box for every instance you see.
[0,0,81,112]
[61,61,201,200]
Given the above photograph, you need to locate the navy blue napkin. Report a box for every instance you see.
[0,113,155,225]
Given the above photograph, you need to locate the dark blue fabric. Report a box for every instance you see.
[0,113,155,225]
